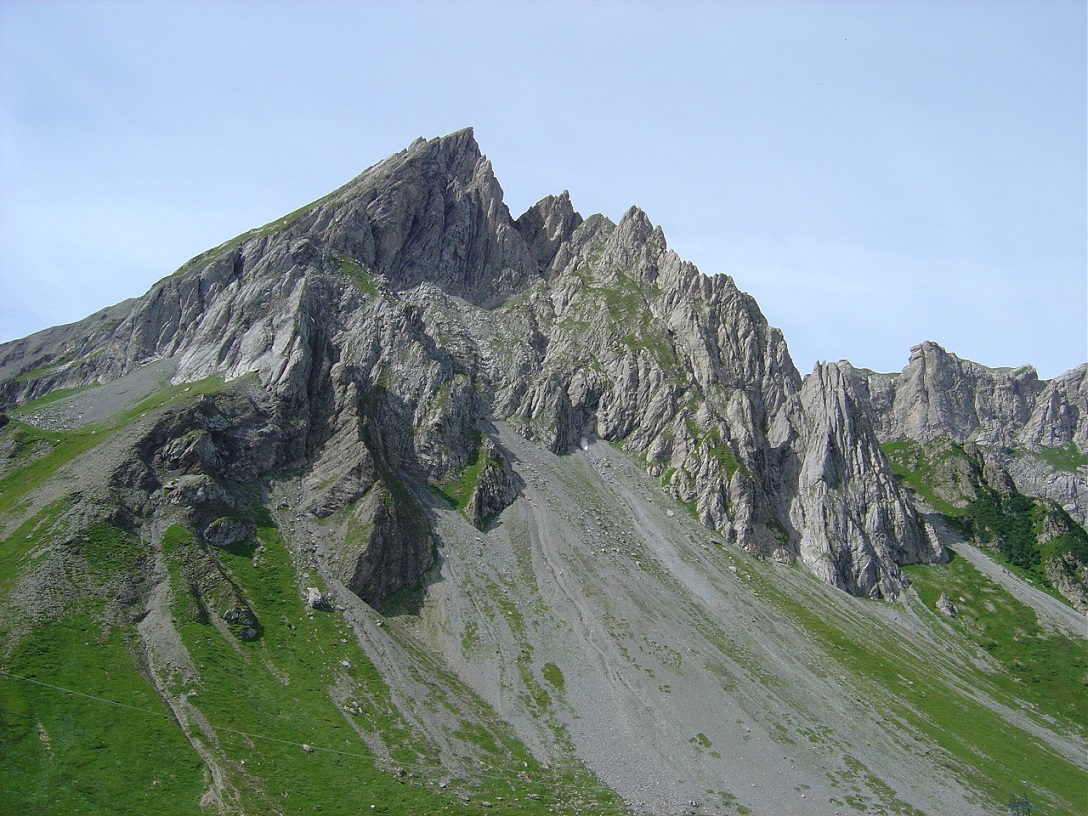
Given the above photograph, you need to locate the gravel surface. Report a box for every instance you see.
[13,358,177,431]
[395,423,1066,815]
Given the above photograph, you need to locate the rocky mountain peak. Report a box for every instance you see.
[1,128,1086,816]
[515,189,584,273]
[407,125,483,172]
[840,340,1044,446]
[289,128,538,307]
[2,128,1057,605]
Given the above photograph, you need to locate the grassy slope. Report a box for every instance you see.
[753,559,1086,815]
[0,383,220,815]
[873,439,1086,812]
[0,380,627,815]
[162,520,626,815]
[162,523,457,815]
[0,608,207,816]
[1,379,1085,814]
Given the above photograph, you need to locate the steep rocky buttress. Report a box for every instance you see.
[5,128,1033,610]
[835,342,1088,609]
[837,342,1088,527]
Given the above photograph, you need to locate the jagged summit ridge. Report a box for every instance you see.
[836,340,1046,446]
[834,340,1088,527]
[283,127,538,306]
[0,128,1016,602]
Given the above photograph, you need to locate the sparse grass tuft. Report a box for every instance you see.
[1034,442,1088,472]
[336,252,379,296]
[435,434,487,511]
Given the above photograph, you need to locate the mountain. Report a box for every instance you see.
[835,342,1088,610]
[864,344,1086,523]
[1,129,1085,816]
[0,128,944,602]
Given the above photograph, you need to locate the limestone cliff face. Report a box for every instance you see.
[791,364,944,597]
[500,207,802,550]
[1006,365,1088,525]
[837,343,1088,527]
[1017,364,1088,451]
[0,129,943,603]
[838,342,1045,446]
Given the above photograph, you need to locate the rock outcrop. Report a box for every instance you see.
[837,344,1088,528]
[0,129,952,602]
[1017,364,1088,451]
[464,437,518,530]
[859,355,1088,612]
[791,364,944,597]
[837,342,1045,446]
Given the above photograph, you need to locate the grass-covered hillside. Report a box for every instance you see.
[883,437,1088,611]
[0,372,1084,815]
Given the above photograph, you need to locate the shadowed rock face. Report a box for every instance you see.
[38,127,1088,605]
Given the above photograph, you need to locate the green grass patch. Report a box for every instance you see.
[435,435,486,511]
[120,373,225,423]
[13,359,70,384]
[0,608,207,815]
[683,418,742,480]
[881,439,967,517]
[902,552,1088,730]
[755,563,1087,815]
[0,499,69,599]
[336,253,379,297]
[542,661,565,690]
[1034,442,1088,472]
[689,732,712,750]
[678,495,700,521]
[461,619,480,652]
[75,523,142,578]
[7,383,90,409]
[0,422,105,517]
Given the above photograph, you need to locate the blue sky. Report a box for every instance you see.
[1,1,1084,378]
